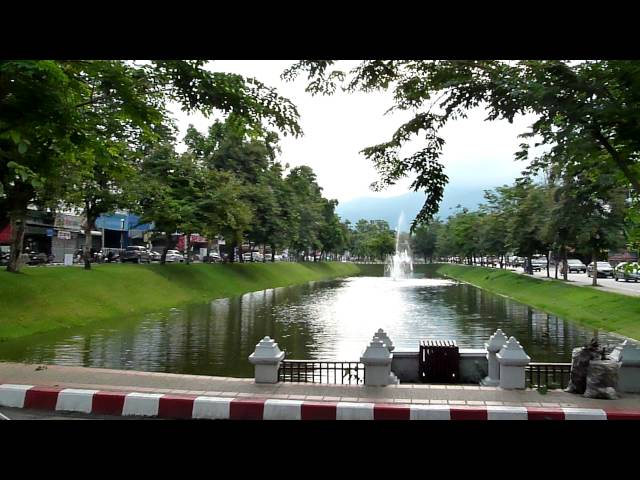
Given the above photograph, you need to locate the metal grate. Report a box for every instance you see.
[419,340,460,383]
[526,362,572,390]
[278,360,364,384]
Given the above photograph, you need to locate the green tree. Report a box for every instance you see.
[283,60,640,229]
[1,60,302,272]
[285,166,325,261]
[411,220,441,263]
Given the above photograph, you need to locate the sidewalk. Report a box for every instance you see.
[509,266,640,298]
[1,362,639,411]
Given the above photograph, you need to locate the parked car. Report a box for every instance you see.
[149,250,162,262]
[0,251,10,266]
[531,257,547,272]
[208,251,222,263]
[614,262,640,282]
[165,250,184,263]
[121,246,151,264]
[511,257,525,267]
[587,261,614,278]
[242,252,263,262]
[566,259,587,273]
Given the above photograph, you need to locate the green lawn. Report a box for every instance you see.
[435,264,640,340]
[0,262,361,341]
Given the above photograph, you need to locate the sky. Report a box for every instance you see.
[168,60,539,203]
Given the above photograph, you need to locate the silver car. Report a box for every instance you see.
[566,259,587,273]
[165,250,184,263]
[587,261,614,278]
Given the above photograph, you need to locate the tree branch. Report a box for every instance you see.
[590,128,640,192]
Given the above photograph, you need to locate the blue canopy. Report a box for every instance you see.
[95,214,154,232]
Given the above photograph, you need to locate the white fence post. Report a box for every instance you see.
[248,336,285,384]
[361,338,394,386]
[373,328,395,352]
[496,337,530,390]
[482,329,508,386]
[610,340,640,393]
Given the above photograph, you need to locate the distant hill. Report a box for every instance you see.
[336,186,487,231]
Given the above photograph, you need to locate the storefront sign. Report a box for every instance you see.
[54,213,83,232]
[58,230,72,240]
[46,229,54,237]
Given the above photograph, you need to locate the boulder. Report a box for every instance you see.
[584,360,619,400]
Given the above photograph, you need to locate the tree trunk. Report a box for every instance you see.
[83,221,93,270]
[554,250,559,279]
[7,211,26,273]
[563,248,568,281]
[271,244,275,262]
[546,251,550,278]
[161,233,170,265]
[592,249,598,286]
[185,233,191,264]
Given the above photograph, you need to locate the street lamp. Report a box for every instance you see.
[120,218,125,250]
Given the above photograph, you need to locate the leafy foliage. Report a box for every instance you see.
[283,60,640,230]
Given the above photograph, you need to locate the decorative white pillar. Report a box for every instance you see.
[374,328,395,352]
[609,340,640,393]
[248,336,285,384]
[360,338,393,386]
[496,337,531,390]
[481,329,508,386]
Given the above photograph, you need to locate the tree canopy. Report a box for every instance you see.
[283,60,640,229]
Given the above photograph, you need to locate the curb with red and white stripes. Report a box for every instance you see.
[1,384,639,420]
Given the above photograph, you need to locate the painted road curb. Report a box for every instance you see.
[1,384,639,420]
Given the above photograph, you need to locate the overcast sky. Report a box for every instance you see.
[168,61,538,203]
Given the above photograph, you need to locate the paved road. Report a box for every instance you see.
[509,267,640,297]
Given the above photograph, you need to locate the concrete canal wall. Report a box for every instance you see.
[391,349,488,384]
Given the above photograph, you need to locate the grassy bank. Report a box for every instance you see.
[0,262,361,341]
[436,264,640,340]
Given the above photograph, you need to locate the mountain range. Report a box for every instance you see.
[335,185,488,231]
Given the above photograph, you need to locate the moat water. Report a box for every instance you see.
[0,269,627,377]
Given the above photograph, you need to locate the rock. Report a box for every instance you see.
[565,346,600,394]
[584,360,619,400]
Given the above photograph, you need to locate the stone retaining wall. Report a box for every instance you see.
[391,349,487,384]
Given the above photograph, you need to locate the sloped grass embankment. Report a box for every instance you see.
[436,264,640,340]
[0,262,361,341]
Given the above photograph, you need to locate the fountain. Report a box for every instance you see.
[384,211,414,280]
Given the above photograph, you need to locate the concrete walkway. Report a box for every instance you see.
[2,362,638,411]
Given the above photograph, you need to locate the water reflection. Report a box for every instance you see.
[0,274,631,378]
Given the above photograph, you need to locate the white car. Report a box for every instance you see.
[165,250,184,263]
[614,262,640,282]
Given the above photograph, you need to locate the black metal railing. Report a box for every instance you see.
[278,360,365,384]
[526,362,572,390]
